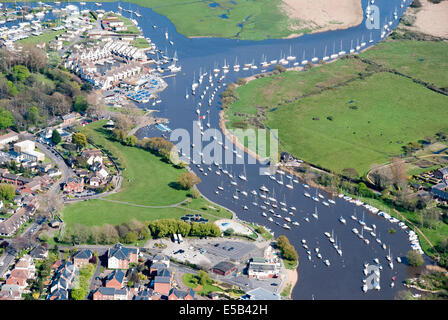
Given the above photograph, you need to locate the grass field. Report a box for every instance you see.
[129,0,304,40]
[18,0,305,40]
[265,72,448,175]
[361,40,448,89]
[224,40,448,176]
[62,120,232,228]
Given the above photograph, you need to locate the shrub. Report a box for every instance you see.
[406,250,424,267]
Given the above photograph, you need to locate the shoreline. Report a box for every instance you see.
[283,267,298,298]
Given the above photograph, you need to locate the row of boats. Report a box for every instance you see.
[338,194,424,254]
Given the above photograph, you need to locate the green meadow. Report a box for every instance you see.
[224,40,448,176]
[62,120,232,228]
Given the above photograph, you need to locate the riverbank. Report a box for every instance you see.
[281,267,298,298]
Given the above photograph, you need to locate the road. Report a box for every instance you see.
[0,252,15,278]
[34,140,75,187]
[1,135,73,275]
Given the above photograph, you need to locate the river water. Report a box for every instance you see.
[9,0,429,299]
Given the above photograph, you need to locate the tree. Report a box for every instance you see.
[11,65,30,82]
[112,129,126,143]
[370,170,392,190]
[27,106,40,126]
[406,250,424,267]
[38,192,64,220]
[72,133,88,149]
[177,172,201,190]
[276,235,298,262]
[124,231,138,244]
[197,270,210,286]
[73,96,88,114]
[139,137,174,160]
[190,188,201,199]
[390,157,407,189]
[71,288,86,300]
[0,183,15,201]
[124,135,137,147]
[51,129,61,145]
[113,113,133,132]
[0,108,14,130]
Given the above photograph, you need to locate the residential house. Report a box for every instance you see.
[0,287,22,300]
[167,288,195,300]
[30,245,49,261]
[88,175,101,187]
[47,288,69,300]
[105,269,125,289]
[152,275,170,296]
[107,243,138,269]
[5,269,30,290]
[73,249,93,267]
[152,254,170,268]
[47,168,62,178]
[435,167,448,181]
[63,177,84,193]
[149,262,166,276]
[133,288,154,300]
[431,181,448,201]
[48,261,78,299]
[81,149,103,166]
[92,287,128,300]
[61,112,78,126]
[0,130,19,148]
[1,172,32,187]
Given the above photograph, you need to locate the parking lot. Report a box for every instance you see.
[199,239,257,262]
[147,237,284,295]
[155,237,263,270]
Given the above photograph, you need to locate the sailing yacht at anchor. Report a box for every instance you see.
[238,163,247,181]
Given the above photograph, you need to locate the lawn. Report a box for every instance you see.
[130,37,150,49]
[17,29,65,46]
[62,120,232,228]
[182,273,223,296]
[224,40,448,176]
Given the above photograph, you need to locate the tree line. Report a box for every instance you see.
[55,218,221,245]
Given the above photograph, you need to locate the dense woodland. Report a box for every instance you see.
[0,45,93,131]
